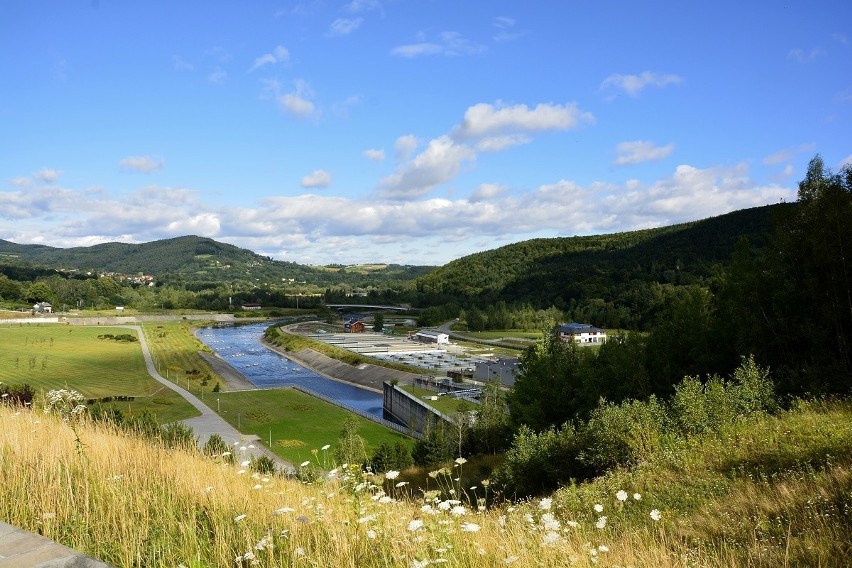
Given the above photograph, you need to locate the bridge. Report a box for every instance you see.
[326,304,415,312]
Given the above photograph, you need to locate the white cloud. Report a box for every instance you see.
[840,155,852,168]
[328,17,363,36]
[394,134,418,160]
[454,101,594,139]
[272,79,316,118]
[600,71,683,97]
[469,183,508,202]
[363,148,385,161]
[2,163,796,265]
[301,169,332,188]
[614,140,674,165]
[377,136,475,199]
[119,156,164,173]
[34,168,61,183]
[249,45,291,71]
[391,31,485,58]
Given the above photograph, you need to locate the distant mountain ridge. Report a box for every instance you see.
[0,235,433,286]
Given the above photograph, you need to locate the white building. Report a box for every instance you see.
[411,329,450,345]
[556,322,607,344]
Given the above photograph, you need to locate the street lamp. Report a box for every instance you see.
[217,398,220,412]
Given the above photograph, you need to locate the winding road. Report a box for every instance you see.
[126,325,293,472]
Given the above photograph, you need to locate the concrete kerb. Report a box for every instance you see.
[0,521,113,568]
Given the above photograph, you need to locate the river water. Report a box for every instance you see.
[195,322,385,417]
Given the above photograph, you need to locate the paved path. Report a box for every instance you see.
[0,521,112,568]
[125,325,294,473]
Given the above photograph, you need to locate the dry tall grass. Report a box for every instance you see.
[3,399,850,567]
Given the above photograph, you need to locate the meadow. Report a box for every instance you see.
[214,388,414,464]
[2,392,851,566]
[0,323,195,423]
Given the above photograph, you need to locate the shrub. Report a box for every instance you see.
[370,441,413,473]
[203,433,233,463]
[160,421,197,450]
[251,455,276,475]
[492,423,590,498]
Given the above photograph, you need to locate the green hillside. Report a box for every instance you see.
[414,204,787,310]
[0,235,433,287]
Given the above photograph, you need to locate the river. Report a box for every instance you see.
[195,322,385,418]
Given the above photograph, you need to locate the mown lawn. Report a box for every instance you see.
[214,388,415,464]
[400,385,479,416]
[0,323,196,422]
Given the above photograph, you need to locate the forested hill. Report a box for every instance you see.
[414,204,790,312]
[0,235,432,286]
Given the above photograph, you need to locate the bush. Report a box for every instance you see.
[160,422,197,450]
[203,433,233,463]
[579,395,669,471]
[251,455,276,475]
[370,441,413,473]
[492,424,590,498]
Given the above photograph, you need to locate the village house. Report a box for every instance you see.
[556,322,607,344]
[344,318,365,333]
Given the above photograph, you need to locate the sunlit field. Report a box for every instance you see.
[216,388,414,464]
[0,323,195,422]
[2,394,850,566]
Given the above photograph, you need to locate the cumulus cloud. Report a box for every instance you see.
[267,79,317,118]
[600,71,682,97]
[328,17,363,36]
[34,168,62,183]
[377,136,475,199]
[301,169,332,188]
[614,140,674,165]
[394,134,418,161]
[454,101,594,140]
[363,148,385,161]
[391,31,485,58]
[469,183,508,202]
[250,45,291,71]
[172,55,194,71]
[378,101,593,199]
[2,162,796,265]
[119,156,164,173]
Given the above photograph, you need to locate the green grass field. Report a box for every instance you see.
[0,323,196,422]
[214,388,414,464]
[400,384,478,416]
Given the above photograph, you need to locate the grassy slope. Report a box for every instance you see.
[2,397,850,567]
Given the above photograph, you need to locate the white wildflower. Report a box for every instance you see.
[593,503,604,513]
[650,509,662,521]
[539,497,552,510]
[616,490,628,502]
[633,492,642,501]
[407,519,424,532]
[234,514,247,522]
[460,522,480,532]
[596,516,607,529]
[385,470,400,480]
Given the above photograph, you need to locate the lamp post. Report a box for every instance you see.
[217,398,220,412]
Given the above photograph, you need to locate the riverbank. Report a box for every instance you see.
[260,337,421,393]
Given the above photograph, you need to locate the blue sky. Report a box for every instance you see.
[1,1,850,266]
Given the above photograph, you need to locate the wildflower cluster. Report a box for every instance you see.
[44,389,87,421]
